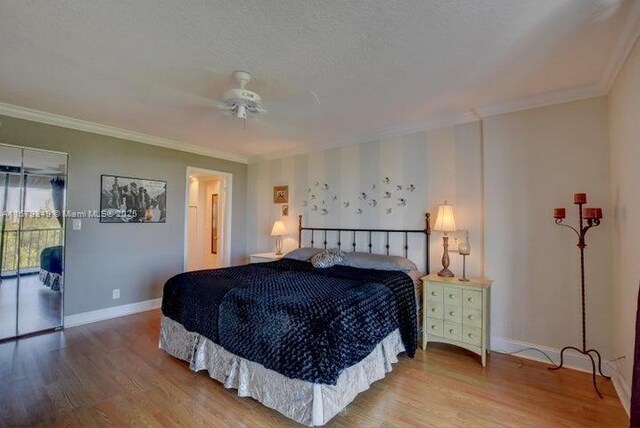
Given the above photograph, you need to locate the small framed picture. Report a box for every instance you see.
[281,204,289,217]
[273,185,289,204]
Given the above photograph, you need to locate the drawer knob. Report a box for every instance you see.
[449,294,455,299]
[431,325,437,330]
[449,311,455,316]
[431,291,436,296]
[449,329,454,334]
[468,333,475,338]
[431,308,436,312]
[468,315,474,320]
[467,297,473,302]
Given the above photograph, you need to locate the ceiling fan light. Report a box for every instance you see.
[236,104,247,119]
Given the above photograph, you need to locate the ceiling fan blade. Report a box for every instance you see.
[265,92,322,118]
[252,116,299,138]
[122,67,237,104]
[152,89,220,111]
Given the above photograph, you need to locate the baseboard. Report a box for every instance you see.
[609,362,632,417]
[490,336,612,377]
[64,298,162,328]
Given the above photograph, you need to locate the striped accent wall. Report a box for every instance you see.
[247,121,483,276]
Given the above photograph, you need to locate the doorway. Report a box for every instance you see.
[0,143,67,340]
[184,167,232,271]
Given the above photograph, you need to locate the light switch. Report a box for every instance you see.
[72,219,82,230]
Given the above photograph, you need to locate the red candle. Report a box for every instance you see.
[583,208,596,219]
[574,193,587,204]
[594,208,603,219]
[553,208,566,219]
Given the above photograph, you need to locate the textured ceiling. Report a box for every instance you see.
[0,0,639,160]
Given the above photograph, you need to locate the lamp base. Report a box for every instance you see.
[437,268,454,277]
[438,235,454,277]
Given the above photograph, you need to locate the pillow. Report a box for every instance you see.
[283,247,324,261]
[310,248,345,268]
[340,252,418,272]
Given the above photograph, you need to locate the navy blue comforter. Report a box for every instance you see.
[161,259,417,385]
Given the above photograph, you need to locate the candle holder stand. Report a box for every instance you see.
[458,231,471,282]
[549,197,609,398]
[459,253,469,282]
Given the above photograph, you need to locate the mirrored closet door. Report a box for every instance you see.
[0,144,67,340]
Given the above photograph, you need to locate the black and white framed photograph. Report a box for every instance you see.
[100,174,167,223]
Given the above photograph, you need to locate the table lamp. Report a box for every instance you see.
[271,220,287,255]
[433,201,457,277]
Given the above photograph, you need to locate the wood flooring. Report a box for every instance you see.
[0,309,629,427]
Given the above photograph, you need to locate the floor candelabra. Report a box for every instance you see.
[550,193,609,398]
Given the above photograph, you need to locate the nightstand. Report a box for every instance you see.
[249,252,284,263]
[421,273,493,366]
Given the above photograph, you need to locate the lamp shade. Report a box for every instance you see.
[433,202,457,232]
[270,220,287,236]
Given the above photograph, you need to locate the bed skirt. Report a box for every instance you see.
[159,316,405,426]
[39,269,63,291]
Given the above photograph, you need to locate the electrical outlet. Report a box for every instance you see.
[112,289,120,299]
[72,219,82,230]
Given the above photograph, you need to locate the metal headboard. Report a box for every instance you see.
[298,213,431,274]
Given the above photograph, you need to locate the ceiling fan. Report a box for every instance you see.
[138,68,320,136]
[211,70,321,136]
[217,70,266,120]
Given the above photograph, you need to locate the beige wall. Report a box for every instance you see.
[483,97,612,356]
[247,122,484,276]
[247,96,615,365]
[609,36,640,405]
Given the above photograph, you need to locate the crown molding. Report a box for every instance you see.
[249,110,480,162]
[0,102,248,164]
[252,79,614,163]
[250,81,609,162]
[467,4,640,119]
[602,0,640,93]
[472,83,608,118]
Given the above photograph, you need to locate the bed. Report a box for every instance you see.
[159,214,431,426]
[39,245,63,291]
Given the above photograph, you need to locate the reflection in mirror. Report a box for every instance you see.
[0,145,22,173]
[0,144,67,339]
[0,173,21,339]
[18,174,65,335]
[23,148,67,176]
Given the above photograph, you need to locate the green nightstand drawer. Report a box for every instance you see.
[426,301,443,319]
[463,325,482,347]
[426,283,444,302]
[426,317,443,337]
